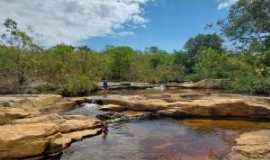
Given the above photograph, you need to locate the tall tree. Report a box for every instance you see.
[219,0,270,51]
[105,46,136,81]
[184,34,224,57]
[1,18,35,49]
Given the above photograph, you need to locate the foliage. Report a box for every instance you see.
[194,48,229,79]
[62,75,98,97]
[1,10,270,96]
[219,0,270,51]
[184,34,224,57]
[105,46,136,81]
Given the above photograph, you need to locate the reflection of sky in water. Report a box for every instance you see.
[61,119,243,160]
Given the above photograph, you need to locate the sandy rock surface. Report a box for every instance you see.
[0,94,103,160]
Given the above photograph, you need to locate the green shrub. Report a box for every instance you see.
[62,75,98,97]
[229,76,270,95]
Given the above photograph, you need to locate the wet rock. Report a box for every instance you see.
[225,130,270,160]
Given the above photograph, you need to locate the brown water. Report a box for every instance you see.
[60,118,270,160]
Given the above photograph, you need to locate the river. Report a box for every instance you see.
[60,89,270,160]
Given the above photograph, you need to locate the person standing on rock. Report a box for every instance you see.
[102,79,108,97]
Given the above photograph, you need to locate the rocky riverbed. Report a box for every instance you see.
[1,89,270,160]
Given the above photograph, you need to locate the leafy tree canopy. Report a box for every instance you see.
[219,0,270,51]
[184,34,224,57]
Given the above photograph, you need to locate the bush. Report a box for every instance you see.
[229,75,270,95]
[62,75,98,97]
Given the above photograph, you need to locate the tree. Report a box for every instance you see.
[145,46,170,69]
[195,48,229,79]
[219,0,270,51]
[181,34,224,74]
[1,18,35,49]
[0,19,38,88]
[174,51,194,74]
[184,34,224,57]
[77,45,92,52]
[50,44,74,54]
[105,46,136,81]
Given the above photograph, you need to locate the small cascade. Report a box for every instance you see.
[65,103,102,118]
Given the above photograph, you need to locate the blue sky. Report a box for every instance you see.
[87,0,228,52]
[1,0,234,49]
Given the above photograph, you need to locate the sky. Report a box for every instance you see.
[0,0,238,51]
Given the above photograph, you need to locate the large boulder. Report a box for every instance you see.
[225,130,270,160]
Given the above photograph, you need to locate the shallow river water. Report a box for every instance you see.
[61,89,270,160]
[61,118,270,160]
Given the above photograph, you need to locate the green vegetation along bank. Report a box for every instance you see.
[0,0,270,96]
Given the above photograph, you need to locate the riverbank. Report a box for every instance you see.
[0,79,229,95]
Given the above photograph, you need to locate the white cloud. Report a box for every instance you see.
[217,0,239,10]
[0,0,152,46]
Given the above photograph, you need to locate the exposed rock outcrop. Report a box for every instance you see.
[84,93,270,120]
[0,95,103,160]
[166,79,229,89]
[224,130,270,160]
[0,94,76,116]
[0,115,102,160]
[97,82,157,90]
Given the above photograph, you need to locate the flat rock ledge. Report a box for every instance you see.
[224,130,270,160]
[80,93,270,120]
[166,79,229,89]
[0,95,103,160]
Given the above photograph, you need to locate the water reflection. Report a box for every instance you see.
[60,119,270,160]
